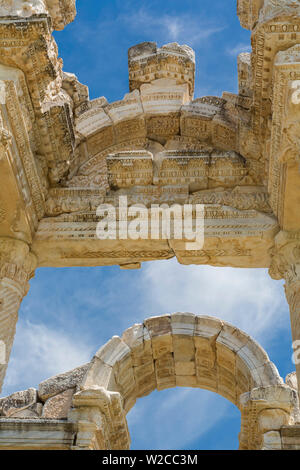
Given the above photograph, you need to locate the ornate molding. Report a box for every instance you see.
[0,237,37,295]
[0,0,76,31]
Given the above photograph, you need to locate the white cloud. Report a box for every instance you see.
[125,260,288,449]
[226,43,251,57]
[120,8,224,47]
[3,320,93,396]
[127,387,239,450]
[139,260,288,348]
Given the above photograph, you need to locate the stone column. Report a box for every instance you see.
[0,237,36,393]
[69,387,130,450]
[239,385,296,450]
[269,232,300,399]
[285,268,300,394]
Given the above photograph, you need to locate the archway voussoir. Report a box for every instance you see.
[144,314,172,337]
[170,312,196,336]
[94,336,131,367]
[194,315,224,339]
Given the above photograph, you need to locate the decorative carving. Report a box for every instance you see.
[0,0,76,31]
[128,42,195,100]
[1,5,300,451]
[260,0,300,23]
[0,237,37,393]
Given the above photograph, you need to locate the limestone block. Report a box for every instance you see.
[258,409,290,433]
[0,0,47,18]
[237,337,270,372]
[0,419,76,449]
[154,352,176,391]
[0,388,37,417]
[130,338,153,368]
[123,395,136,414]
[81,358,115,391]
[173,335,196,378]
[182,99,222,120]
[38,364,90,401]
[238,53,252,97]
[122,324,153,368]
[261,431,282,450]
[194,316,223,339]
[176,375,198,388]
[259,0,300,24]
[140,79,189,114]
[217,365,237,404]
[8,404,43,419]
[281,425,300,450]
[216,343,236,374]
[128,42,195,99]
[196,365,218,392]
[236,356,252,395]
[86,125,115,157]
[131,327,153,366]
[122,323,145,348]
[212,116,237,151]
[106,151,153,188]
[216,322,250,353]
[0,2,76,30]
[240,385,297,411]
[147,114,180,138]
[180,114,212,140]
[114,355,136,401]
[76,107,111,138]
[144,315,172,337]
[114,117,146,143]
[173,335,195,363]
[194,336,216,369]
[286,372,298,391]
[254,362,283,387]
[158,151,209,188]
[237,0,264,30]
[175,361,195,377]
[133,362,156,398]
[42,389,74,419]
[171,313,196,336]
[94,336,130,367]
[152,335,173,359]
[106,90,143,124]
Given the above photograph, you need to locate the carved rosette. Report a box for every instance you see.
[0,238,37,392]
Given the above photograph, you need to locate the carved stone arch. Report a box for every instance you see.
[69,313,298,450]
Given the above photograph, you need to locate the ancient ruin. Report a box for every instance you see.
[1,0,300,450]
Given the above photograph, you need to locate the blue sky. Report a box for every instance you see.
[1,0,296,450]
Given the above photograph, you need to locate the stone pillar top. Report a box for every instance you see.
[128,41,195,100]
[0,237,37,295]
[0,0,76,31]
[237,0,300,31]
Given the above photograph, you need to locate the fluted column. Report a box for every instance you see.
[269,232,300,399]
[0,237,36,393]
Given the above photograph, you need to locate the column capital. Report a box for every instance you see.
[0,237,37,296]
[269,231,300,287]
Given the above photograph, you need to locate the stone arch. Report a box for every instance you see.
[83,313,282,410]
[69,314,298,450]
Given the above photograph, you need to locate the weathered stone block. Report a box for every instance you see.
[42,389,75,419]
[0,388,37,417]
[38,364,90,402]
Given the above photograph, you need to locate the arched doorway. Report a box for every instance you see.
[127,387,241,449]
[70,313,298,450]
